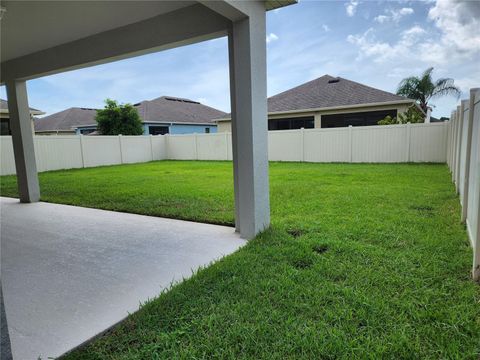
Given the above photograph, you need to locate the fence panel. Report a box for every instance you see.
[34,136,83,172]
[409,123,448,163]
[121,136,153,164]
[352,125,407,163]
[0,136,16,175]
[304,128,350,162]
[197,133,229,160]
[82,136,122,167]
[268,130,303,161]
[167,134,196,160]
[151,135,167,161]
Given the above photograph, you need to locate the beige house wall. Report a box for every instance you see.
[216,103,414,132]
[35,130,76,136]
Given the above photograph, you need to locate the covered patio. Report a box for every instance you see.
[1,0,295,358]
[1,197,245,359]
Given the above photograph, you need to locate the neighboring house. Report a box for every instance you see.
[216,75,419,132]
[34,96,225,135]
[1,99,45,135]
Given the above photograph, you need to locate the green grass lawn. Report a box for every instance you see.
[1,161,479,359]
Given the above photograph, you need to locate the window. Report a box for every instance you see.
[321,110,397,128]
[149,126,169,135]
[268,116,314,131]
[205,128,210,133]
[0,119,11,135]
[80,128,96,135]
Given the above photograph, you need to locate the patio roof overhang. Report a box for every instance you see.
[0,0,295,83]
[0,0,296,239]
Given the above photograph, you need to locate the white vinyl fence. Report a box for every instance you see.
[0,134,167,175]
[446,88,480,281]
[1,122,448,177]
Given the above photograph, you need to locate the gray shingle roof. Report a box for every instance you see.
[0,98,42,112]
[134,96,226,124]
[268,75,411,112]
[215,75,413,120]
[34,107,97,131]
[34,96,226,131]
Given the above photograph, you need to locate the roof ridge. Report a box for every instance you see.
[336,76,407,99]
[270,74,335,99]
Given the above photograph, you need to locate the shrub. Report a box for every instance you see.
[378,105,425,125]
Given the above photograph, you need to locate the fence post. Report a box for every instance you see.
[118,134,124,164]
[455,104,463,193]
[405,122,411,162]
[79,134,86,168]
[300,127,305,162]
[194,133,198,160]
[224,132,229,160]
[164,134,169,160]
[348,125,353,163]
[444,120,449,164]
[461,97,474,223]
[149,134,154,161]
[452,110,458,182]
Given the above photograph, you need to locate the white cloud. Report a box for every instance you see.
[398,7,414,16]
[374,15,389,24]
[322,24,331,32]
[345,0,358,17]
[353,1,479,67]
[374,7,414,23]
[266,33,279,44]
[402,25,426,37]
[347,25,426,63]
[427,0,480,57]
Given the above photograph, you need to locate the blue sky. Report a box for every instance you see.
[1,0,479,118]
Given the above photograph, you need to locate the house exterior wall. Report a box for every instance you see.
[74,123,218,135]
[216,103,414,132]
[169,124,217,134]
[37,130,76,136]
[217,121,232,133]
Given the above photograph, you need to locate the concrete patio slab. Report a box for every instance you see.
[0,197,245,360]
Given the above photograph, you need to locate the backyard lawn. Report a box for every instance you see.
[1,161,479,358]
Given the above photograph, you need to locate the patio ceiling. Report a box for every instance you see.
[1,1,196,62]
[0,0,295,83]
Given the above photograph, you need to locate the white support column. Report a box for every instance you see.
[228,4,270,239]
[314,113,322,128]
[5,80,40,203]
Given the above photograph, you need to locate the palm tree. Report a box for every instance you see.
[396,67,461,113]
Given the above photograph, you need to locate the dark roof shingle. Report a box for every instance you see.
[135,96,226,124]
[268,75,411,112]
[34,96,226,131]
